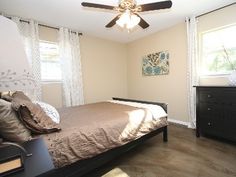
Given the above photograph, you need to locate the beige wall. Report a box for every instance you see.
[198,4,236,85]
[127,23,188,122]
[41,82,62,108]
[39,25,58,42]
[39,27,127,107]
[80,35,127,103]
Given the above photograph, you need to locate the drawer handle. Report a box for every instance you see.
[207,94,211,98]
[207,108,211,111]
[208,122,211,126]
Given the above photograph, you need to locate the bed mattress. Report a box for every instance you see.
[42,101,168,168]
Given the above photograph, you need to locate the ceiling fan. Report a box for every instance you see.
[81,0,172,30]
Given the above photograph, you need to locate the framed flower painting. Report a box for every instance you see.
[142,51,169,76]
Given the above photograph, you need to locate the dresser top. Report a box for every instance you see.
[194,85,236,88]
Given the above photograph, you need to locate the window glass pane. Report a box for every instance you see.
[201,25,236,75]
[39,41,61,81]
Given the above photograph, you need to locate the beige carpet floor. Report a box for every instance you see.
[85,124,236,177]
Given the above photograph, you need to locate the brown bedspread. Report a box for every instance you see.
[42,102,168,168]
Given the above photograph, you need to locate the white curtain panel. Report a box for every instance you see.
[186,17,199,129]
[59,27,84,107]
[11,17,41,101]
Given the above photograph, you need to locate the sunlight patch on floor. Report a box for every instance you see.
[102,168,130,177]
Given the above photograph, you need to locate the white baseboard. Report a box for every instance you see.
[168,118,190,127]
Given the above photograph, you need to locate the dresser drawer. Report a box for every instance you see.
[224,90,236,104]
[224,106,236,128]
[199,90,220,103]
[199,103,221,116]
[200,117,217,134]
[200,116,224,136]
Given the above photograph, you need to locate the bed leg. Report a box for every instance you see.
[163,126,168,142]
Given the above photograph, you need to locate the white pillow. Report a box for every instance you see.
[33,101,60,124]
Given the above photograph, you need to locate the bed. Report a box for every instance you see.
[39,97,168,177]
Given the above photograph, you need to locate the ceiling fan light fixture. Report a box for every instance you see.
[127,14,140,29]
[116,10,140,29]
[116,10,129,28]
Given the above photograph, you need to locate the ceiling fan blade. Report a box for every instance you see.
[106,15,120,28]
[81,2,115,10]
[136,14,149,29]
[139,0,172,12]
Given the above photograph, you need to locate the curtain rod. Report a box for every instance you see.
[3,14,83,36]
[21,19,83,36]
[39,23,83,36]
[196,2,236,18]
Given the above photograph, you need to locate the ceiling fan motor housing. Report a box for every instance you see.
[119,0,136,9]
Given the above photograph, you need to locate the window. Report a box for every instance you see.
[200,24,236,76]
[39,41,61,81]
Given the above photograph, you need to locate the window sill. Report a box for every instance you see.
[200,74,230,78]
[41,80,62,84]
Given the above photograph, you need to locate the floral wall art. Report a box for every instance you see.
[142,51,169,76]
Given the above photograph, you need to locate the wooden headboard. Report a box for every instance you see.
[112,97,168,113]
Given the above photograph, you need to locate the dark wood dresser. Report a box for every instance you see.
[195,86,236,142]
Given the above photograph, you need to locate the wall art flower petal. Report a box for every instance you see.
[142,51,169,76]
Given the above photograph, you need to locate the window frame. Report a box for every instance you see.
[39,40,62,83]
[199,23,236,77]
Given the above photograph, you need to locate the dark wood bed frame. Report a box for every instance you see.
[39,98,168,177]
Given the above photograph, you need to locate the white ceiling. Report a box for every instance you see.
[0,0,235,43]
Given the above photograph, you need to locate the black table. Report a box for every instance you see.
[0,138,54,177]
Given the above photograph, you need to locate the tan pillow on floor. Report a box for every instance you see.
[11,91,61,134]
[0,99,32,142]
